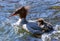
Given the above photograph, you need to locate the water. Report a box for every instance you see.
[0,0,60,41]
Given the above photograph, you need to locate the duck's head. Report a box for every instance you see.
[9,6,30,19]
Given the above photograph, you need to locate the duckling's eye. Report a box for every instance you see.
[38,21,42,22]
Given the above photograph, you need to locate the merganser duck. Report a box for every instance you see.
[9,6,43,38]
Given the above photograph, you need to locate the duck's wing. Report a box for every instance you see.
[27,22,42,30]
[22,22,43,34]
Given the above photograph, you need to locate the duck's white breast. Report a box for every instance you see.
[22,24,30,32]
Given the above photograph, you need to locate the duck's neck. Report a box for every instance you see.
[20,18,28,24]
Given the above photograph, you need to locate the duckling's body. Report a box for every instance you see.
[37,18,54,33]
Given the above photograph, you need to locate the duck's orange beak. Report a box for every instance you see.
[9,13,17,17]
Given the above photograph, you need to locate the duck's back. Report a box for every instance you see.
[22,22,42,34]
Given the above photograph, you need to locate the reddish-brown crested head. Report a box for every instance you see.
[9,6,30,19]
